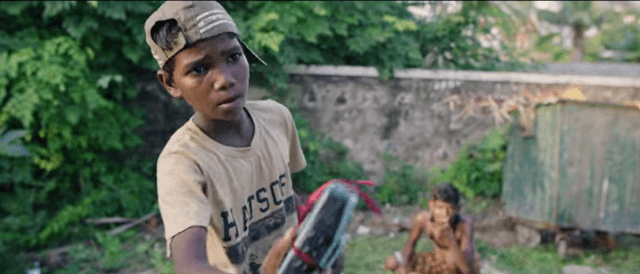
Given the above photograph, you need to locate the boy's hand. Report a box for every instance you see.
[261,226,334,274]
[261,227,296,274]
[432,223,457,248]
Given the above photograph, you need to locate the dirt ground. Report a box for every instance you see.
[344,198,520,248]
[39,196,634,274]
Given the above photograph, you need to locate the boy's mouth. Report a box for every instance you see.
[218,94,243,106]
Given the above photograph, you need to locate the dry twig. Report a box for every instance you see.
[85,217,136,225]
[107,211,158,236]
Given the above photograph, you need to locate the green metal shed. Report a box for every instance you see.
[502,99,640,233]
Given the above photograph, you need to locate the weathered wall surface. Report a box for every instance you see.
[129,64,640,182]
[286,65,640,181]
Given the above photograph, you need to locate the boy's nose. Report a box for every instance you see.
[212,69,235,91]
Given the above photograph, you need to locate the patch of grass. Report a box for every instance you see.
[38,228,174,274]
[565,243,640,274]
[95,232,130,270]
[476,241,564,274]
[476,238,640,274]
[346,232,640,274]
[148,241,175,274]
[343,232,432,274]
[32,227,640,274]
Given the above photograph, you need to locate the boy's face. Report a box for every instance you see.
[429,199,457,224]
[159,33,250,121]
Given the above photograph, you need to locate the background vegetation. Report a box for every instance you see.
[1,1,638,273]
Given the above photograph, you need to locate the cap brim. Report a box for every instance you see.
[240,40,267,66]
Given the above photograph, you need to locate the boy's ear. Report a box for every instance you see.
[156,70,181,98]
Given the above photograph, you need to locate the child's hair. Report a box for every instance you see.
[431,183,462,227]
[150,19,240,83]
[431,183,460,207]
[151,19,181,54]
[150,19,181,82]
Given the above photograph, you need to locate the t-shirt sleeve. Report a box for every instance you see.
[157,151,213,258]
[282,105,307,173]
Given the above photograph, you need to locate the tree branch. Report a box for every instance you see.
[106,211,158,236]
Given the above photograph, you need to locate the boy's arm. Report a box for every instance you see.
[457,218,477,274]
[172,226,236,274]
[173,226,298,274]
[401,212,429,266]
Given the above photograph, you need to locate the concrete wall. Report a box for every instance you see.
[285,65,640,181]
[128,64,640,182]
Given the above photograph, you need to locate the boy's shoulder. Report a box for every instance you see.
[245,99,293,124]
[245,99,289,115]
[157,119,201,161]
[157,99,292,161]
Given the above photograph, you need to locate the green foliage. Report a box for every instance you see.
[426,125,509,201]
[149,242,176,274]
[477,238,640,274]
[595,8,640,63]
[534,1,621,63]
[292,126,369,193]
[0,0,528,260]
[0,1,160,253]
[534,33,575,63]
[376,153,429,205]
[344,233,433,273]
[537,2,604,32]
[417,2,526,72]
[222,1,527,88]
[37,189,107,244]
[345,233,640,274]
[40,231,175,274]
[95,232,129,270]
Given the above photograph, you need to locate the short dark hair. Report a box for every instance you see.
[150,19,181,83]
[150,19,239,83]
[151,19,182,53]
[431,183,460,206]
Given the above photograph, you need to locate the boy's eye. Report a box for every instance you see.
[228,52,243,63]
[191,64,208,75]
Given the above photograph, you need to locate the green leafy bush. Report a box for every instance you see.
[426,125,510,200]
[376,153,430,205]
[292,124,369,193]
[222,1,528,88]
[0,2,161,253]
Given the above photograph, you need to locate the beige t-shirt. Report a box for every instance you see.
[157,100,306,274]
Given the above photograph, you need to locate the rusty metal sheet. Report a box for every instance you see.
[502,106,557,224]
[502,101,640,233]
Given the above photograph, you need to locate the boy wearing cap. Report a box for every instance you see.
[146,1,307,273]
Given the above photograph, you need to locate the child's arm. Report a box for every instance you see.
[171,226,237,274]
[457,218,477,274]
[400,211,430,267]
[431,223,470,274]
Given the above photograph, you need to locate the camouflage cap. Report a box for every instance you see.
[144,1,266,68]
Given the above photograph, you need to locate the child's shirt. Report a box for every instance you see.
[157,99,307,273]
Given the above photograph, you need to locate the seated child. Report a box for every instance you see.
[384,183,478,274]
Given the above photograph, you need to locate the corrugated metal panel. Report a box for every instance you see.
[502,100,640,233]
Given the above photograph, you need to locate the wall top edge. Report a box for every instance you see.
[284,65,640,88]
